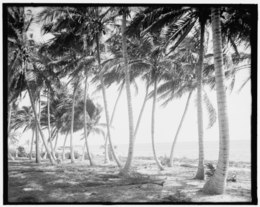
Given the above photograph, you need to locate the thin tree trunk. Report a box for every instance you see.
[8,104,15,160]
[104,134,110,163]
[70,86,77,163]
[29,129,35,160]
[203,8,230,195]
[151,77,164,171]
[35,96,41,163]
[95,29,122,167]
[54,131,59,151]
[169,91,193,167]
[83,76,94,166]
[81,143,86,161]
[100,75,122,167]
[27,87,55,165]
[195,17,205,180]
[62,132,69,161]
[134,84,149,139]
[121,10,135,174]
[47,89,56,160]
[104,83,124,163]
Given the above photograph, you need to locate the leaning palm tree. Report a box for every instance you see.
[202,7,230,195]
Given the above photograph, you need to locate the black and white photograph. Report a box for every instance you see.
[3,2,257,204]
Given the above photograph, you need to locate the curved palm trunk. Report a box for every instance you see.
[83,76,94,166]
[203,8,230,195]
[151,77,164,171]
[27,87,55,165]
[54,131,59,151]
[62,132,69,160]
[96,32,122,167]
[70,86,78,163]
[195,18,206,180]
[169,91,193,167]
[29,129,35,160]
[121,11,135,174]
[104,83,124,163]
[35,96,41,163]
[47,90,56,160]
[134,84,149,139]
[8,104,15,160]
[104,135,110,163]
[100,75,122,167]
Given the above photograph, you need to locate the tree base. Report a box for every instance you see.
[194,167,204,180]
[203,176,225,195]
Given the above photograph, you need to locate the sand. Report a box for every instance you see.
[7,156,252,203]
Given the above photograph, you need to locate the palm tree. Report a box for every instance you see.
[169,91,193,166]
[7,7,55,164]
[38,6,122,166]
[120,8,135,174]
[202,7,230,195]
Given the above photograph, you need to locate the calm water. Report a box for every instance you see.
[93,140,251,163]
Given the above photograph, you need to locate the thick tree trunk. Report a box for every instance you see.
[151,77,164,171]
[29,129,35,160]
[203,8,230,195]
[121,11,135,175]
[27,87,55,165]
[169,91,193,167]
[62,132,69,161]
[70,86,77,163]
[195,18,205,180]
[47,90,56,160]
[96,31,122,167]
[83,76,94,166]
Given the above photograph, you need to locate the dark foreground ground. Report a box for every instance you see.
[7,156,251,203]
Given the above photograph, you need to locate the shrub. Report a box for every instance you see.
[65,151,80,159]
[160,155,170,166]
[205,163,215,178]
[17,146,28,157]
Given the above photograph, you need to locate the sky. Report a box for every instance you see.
[12,6,252,150]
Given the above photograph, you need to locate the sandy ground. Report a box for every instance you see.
[7,156,251,203]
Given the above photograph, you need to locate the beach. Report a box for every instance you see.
[8,155,251,203]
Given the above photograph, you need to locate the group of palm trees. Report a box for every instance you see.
[7,5,253,195]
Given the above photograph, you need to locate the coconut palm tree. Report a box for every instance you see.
[202,7,230,195]
[7,7,56,164]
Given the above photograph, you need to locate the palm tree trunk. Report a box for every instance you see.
[27,87,55,165]
[35,97,41,163]
[96,31,122,167]
[62,132,69,160]
[83,76,94,166]
[195,17,206,180]
[203,8,230,195]
[104,134,110,163]
[99,74,122,167]
[54,131,59,151]
[8,104,15,160]
[151,77,164,171]
[104,83,124,163]
[169,91,193,167]
[70,86,77,163]
[47,89,56,160]
[121,10,135,174]
[134,84,149,139]
[29,129,35,160]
